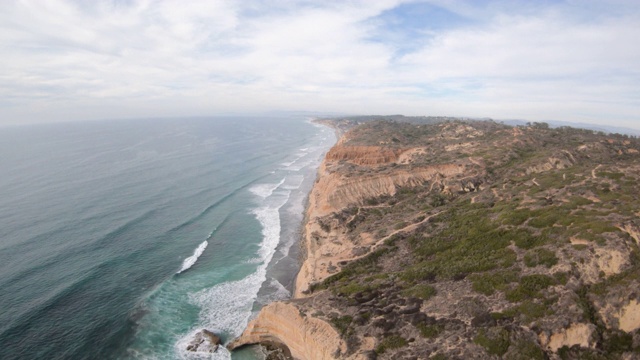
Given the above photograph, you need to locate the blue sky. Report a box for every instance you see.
[1,0,640,128]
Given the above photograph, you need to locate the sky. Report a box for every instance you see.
[1,0,640,128]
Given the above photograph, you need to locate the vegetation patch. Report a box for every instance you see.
[524,248,558,268]
[417,323,444,338]
[375,335,408,354]
[469,270,519,295]
[506,274,556,302]
[402,207,517,281]
[502,300,550,321]
[509,340,546,360]
[329,315,353,337]
[474,328,511,356]
[513,229,549,249]
[402,284,437,300]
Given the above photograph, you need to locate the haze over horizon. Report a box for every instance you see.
[1,0,640,129]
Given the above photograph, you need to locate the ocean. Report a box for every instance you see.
[0,116,335,359]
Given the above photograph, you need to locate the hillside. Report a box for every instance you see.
[230,119,640,359]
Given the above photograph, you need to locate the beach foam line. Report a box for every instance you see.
[249,178,285,199]
[177,241,208,274]
[175,186,291,356]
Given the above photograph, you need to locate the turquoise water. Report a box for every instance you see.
[0,117,335,359]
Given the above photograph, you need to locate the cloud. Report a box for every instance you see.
[0,0,639,128]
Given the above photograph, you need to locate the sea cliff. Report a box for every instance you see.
[228,120,489,358]
[230,118,640,359]
[229,123,362,359]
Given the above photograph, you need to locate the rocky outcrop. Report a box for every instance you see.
[186,329,222,353]
[539,323,597,352]
[618,221,640,246]
[525,151,575,175]
[228,302,346,359]
[618,300,640,332]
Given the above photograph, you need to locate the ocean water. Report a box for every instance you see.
[0,117,335,359]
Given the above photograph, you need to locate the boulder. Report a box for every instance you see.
[186,329,222,353]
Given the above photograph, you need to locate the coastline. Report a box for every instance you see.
[255,118,340,301]
[292,118,348,298]
[292,118,342,297]
[225,118,640,359]
[228,120,350,358]
[227,119,479,359]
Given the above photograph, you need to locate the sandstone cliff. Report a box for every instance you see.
[230,119,640,359]
[227,302,346,359]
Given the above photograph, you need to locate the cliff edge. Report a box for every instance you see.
[230,119,640,359]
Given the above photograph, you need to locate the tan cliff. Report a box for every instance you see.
[295,159,475,297]
[227,302,346,359]
[229,139,407,358]
[227,126,483,358]
[228,119,640,359]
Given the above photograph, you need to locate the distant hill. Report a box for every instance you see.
[502,119,640,136]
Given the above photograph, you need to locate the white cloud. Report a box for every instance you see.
[0,0,639,129]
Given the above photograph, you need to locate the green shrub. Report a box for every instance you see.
[511,228,549,249]
[394,221,408,230]
[524,248,558,268]
[376,335,407,354]
[470,270,519,295]
[597,171,625,180]
[509,340,546,360]
[330,315,353,337]
[503,300,548,321]
[336,281,369,296]
[603,330,633,353]
[417,323,443,338]
[554,271,569,285]
[528,213,559,228]
[506,274,555,302]
[402,284,437,300]
[317,247,392,290]
[563,196,593,210]
[474,328,510,356]
[430,354,448,360]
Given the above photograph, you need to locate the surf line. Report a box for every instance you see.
[177,240,208,274]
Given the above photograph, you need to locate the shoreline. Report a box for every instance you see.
[292,118,341,297]
[256,119,339,301]
[228,120,349,358]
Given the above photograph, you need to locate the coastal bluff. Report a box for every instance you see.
[227,302,346,359]
[229,118,640,359]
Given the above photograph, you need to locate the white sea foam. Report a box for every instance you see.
[287,158,314,171]
[281,151,307,168]
[175,182,291,359]
[248,178,285,198]
[282,174,304,190]
[177,241,208,274]
[175,271,264,359]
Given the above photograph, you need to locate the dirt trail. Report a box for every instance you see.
[592,164,602,178]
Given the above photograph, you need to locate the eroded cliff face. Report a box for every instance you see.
[229,119,640,359]
[228,302,346,359]
[325,145,406,166]
[295,143,481,297]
